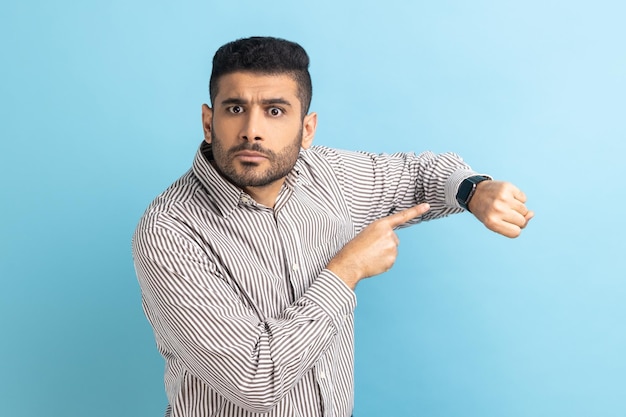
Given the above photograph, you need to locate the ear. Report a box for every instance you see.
[301,112,317,150]
[201,104,213,143]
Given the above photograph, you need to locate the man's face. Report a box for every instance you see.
[202,72,316,193]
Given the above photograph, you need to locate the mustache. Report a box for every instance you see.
[229,142,273,156]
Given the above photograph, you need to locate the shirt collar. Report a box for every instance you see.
[192,141,309,217]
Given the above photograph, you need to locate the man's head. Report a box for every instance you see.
[209,37,312,118]
[202,37,318,206]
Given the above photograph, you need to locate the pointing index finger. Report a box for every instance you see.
[386,203,431,228]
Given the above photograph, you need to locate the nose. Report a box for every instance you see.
[239,108,264,142]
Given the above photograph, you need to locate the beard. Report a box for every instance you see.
[210,128,303,189]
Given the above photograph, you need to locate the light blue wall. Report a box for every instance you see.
[1,1,624,416]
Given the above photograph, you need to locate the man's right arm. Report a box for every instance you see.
[132,224,355,413]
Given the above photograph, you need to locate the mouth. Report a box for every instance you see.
[233,150,269,163]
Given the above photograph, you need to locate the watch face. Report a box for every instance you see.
[457,180,475,204]
[456,176,490,209]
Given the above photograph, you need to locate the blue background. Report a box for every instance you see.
[1,1,624,416]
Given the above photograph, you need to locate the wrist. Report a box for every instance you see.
[326,259,360,290]
[456,175,491,212]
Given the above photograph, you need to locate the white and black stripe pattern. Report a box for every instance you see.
[132,141,475,417]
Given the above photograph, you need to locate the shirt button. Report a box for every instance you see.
[319,370,326,379]
[292,263,299,272]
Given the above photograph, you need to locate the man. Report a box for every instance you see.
[132,36,533,417]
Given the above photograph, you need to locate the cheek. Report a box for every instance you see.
[212,117,240,136]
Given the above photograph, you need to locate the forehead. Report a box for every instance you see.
[214,72,299,103]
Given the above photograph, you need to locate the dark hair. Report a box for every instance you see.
[209,37,313,117]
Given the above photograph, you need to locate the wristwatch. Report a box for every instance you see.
[456,175,491,211]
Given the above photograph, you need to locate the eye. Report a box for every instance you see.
[228,105,243,114]
[268,107,283,117]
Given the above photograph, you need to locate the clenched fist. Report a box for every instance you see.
[468,180,534,238]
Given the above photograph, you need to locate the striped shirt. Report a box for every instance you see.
[132,141,476,417]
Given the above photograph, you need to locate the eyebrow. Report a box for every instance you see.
[219,97,293,107]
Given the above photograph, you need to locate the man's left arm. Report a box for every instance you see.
[310,147,533,237]
[467,180,535,238]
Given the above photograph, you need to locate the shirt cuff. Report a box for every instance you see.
[302,269,357,332]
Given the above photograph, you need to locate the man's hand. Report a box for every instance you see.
[326,203,431,289]
[468,180,534,238]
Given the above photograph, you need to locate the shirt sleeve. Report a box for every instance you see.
[312,147,480,230]
[132,220,356,413]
